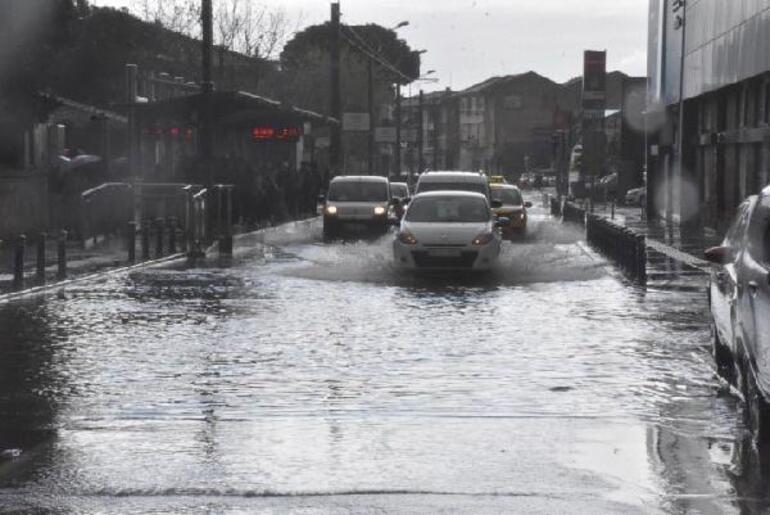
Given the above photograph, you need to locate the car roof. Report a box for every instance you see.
[418,171,487,183]
[490,183,521,191]
[412,190,488,200]
[331,175,389,183]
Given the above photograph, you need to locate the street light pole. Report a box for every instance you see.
[368,59,375,175]
[330,2,342,176]
[200,0,214,170]
[395,84,401,180]
[417,89,424,177]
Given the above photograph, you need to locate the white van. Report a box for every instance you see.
[415,171,492,203]
[321,176,391,240]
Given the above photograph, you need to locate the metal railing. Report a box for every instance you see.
[586,214,647,284]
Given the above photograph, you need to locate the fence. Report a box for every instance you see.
[550,196,647,285]
[562,201,586,226]
[586,214,647,284]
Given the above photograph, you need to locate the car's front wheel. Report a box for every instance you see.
[712,324,735,384]
[745,360,770,447]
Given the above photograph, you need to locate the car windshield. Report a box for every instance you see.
[328,181,389,202]
[491,188,523,206]
[417,182,487,196]
[406,196,490,223]
[391,184,409,198]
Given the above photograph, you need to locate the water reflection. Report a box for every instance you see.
[0,299,61,486]
[0,209,768,512]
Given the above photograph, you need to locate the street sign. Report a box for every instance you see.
[375,127,397,143]
[581,50,607,183]
[343,113,370,132]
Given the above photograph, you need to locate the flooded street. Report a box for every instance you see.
[0,201,763,514]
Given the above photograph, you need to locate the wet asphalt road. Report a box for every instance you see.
[0,198,767,514]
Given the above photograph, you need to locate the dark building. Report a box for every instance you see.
[647,0,770,229]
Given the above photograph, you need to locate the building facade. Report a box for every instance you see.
[648,0,770,229]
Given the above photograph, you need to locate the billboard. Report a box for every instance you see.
[581,50,607,186]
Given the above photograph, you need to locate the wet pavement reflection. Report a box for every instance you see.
[0,200,767,513]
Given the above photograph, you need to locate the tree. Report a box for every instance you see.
[277,23,420,115]
[131,0,298,61]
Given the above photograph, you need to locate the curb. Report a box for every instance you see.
[0,253,186,305]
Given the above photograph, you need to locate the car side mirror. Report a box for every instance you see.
[704,246,733,265]
[390,197,401,206]
[491,200,503,209]
[524,201,533,208]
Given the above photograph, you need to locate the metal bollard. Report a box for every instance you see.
[141,220,150,261]
[127,221,137,263]
[13,234,26,290]
[636,234,647,285]
[155,218,164,259]
[36,233,47,282]
[57,230,67,280]
[168,217,177,254]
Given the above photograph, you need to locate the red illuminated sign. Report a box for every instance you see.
[251,126,302,142]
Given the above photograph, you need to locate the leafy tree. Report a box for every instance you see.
[278,23,420,115]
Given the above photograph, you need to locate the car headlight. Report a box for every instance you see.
[374,206,387,216]
[397,230,418,245]
[325,205,338,215]
[472,232,495,245]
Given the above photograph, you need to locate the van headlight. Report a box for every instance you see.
[325,205,338,215]
[472,232,495,245]
[374,206,386,216]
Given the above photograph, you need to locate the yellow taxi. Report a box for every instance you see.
[490,183,531,239]
[488,175,509,185]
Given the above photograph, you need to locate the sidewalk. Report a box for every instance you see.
[0,236,134,294]
[589,200,720,290]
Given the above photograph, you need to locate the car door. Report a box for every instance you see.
[739,195,770,392]
[712,201,752,352]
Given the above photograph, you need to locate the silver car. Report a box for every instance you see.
[705,185,770,444]
[322,176,391,240]
[393,191,504,271]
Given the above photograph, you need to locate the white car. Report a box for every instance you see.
[625,186,646,206]
[415,171,492,203]
[393,191,504,271]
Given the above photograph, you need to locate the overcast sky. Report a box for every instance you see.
[89,0,648,93]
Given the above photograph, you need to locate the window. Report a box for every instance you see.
[406,196,490,223]
[748,197,770,263]
[328,181,389,202]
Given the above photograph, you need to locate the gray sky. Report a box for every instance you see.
[89,0,648,92]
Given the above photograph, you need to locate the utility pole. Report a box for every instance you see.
[368,59,375,175]
[330,2,342,175]
[200,0,214,182]
[417,89,424,177]
[395,84,402,180]
[674,0,686,224]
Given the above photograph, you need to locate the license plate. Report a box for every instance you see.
[429,248,461,257]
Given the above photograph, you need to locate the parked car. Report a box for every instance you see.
[705,186,770,443]
[415,171,493,204]
[490,183,532,240]
[321,176,391,240]
[393,191,504,271]
[625,186,646,206]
